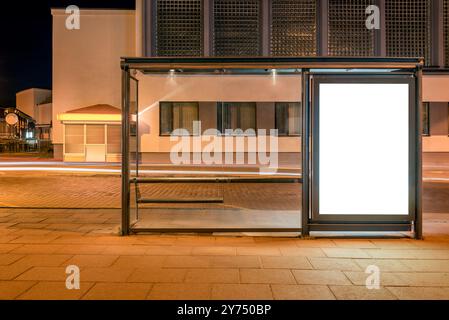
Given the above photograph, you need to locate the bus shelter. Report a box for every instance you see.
[120,57,423,239]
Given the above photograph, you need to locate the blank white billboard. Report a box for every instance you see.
[319,83,409,215]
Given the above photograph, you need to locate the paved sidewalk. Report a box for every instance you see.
[1,207,449,300]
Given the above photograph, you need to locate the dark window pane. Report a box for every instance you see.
[422,102,430,136]
[271,0,317,56]
[218,102,257,134]
[154,0,203,56]
[386,0,432,66]
[160,102,199,135]
[328,0,375,56]
[160,102,173,135]
[276,103,301,136]
[213,0,261,56]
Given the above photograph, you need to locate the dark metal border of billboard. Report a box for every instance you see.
[120,57,423,239]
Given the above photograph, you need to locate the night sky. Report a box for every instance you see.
[0,1,135,107]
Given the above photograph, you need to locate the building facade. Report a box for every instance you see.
[52,0,449,162]
[16,88,53,153]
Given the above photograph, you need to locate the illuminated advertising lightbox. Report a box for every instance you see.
[318,83,410,216]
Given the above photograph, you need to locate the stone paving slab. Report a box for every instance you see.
[0,208,448,299]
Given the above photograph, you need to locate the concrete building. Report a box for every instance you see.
[16,88,53,151]
[52,0,449,162]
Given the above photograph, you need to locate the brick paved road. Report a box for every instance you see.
[0,172,447,214]
[0,173,301,211]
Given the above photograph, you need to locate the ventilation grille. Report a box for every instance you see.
[154,0,203,56]
[271,0,317,56]
[213,0,261,56]
[386,0,432,65]
[327,0,375,56]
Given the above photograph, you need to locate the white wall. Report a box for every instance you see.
[52,9,136,153]
[36,103,52,125]
[16,88,51,119]
[136,73,302,153]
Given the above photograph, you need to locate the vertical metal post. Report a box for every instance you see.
[261,0,270,56]
[136,79,140,177]
[302,70,311,238]
[121,67,131,236]
[374,0,385,56]
[317,0,328,56]
[415,63,424,240]
[135,78,140,221]
[143,0,153,57]
[378,0,386,57]
[433,0,445,68]
[203,0,211,56]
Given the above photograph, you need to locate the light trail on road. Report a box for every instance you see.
[0,167,302,177]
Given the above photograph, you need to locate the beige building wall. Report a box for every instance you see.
[52,9,136,159]
[136,74,302,155]
[422,75,449,152]
[36,103,53,125]
[16,88,51,119]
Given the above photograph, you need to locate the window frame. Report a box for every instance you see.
[217,102,258,136]
[64,124,86,156]
[159,101,200,137]
[107,124,122,155]
[275,102,302,137]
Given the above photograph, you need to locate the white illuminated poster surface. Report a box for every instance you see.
[319,83,409,215]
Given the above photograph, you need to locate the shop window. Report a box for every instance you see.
[422,102,430,136]
[65,124,84,154]
[275,102,301,136]
[217,102,257,135]
[271,0,317,56]
[160,102,199,136]
[107,125,121,154]
[154,0,203,56]
[86,125,105,145]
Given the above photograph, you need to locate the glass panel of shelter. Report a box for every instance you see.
[129,69,303,232]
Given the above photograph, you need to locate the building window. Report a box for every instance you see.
[154,0,203,56]
[275,102,301,136]
[386,0,432,66]
[327,0,375,56]
[86,125,105,145]
[65,124,84,154]
[160,102,199,136]
[107,125,121,154]
[422,102,430,136]
[444,0,449,67]
[213,0,262,56]
[217,102,257,135]
[271,0,317,56]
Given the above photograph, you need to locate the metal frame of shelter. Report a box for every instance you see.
[120,56,424,239]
